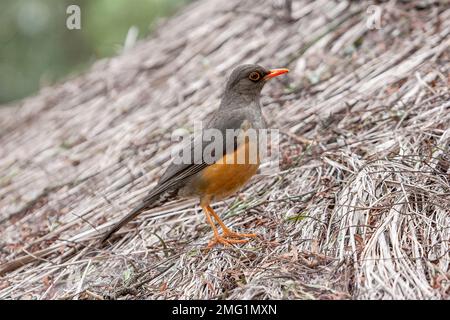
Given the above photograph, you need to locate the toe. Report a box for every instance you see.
[206,235,249,248]
[224,231,257,239]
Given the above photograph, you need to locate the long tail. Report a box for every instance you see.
[100,201,150,243]
[100,186,177,243]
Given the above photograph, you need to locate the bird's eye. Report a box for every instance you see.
[248,71,261,82]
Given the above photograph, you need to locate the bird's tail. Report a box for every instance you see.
[100,201,150,243]
[100,187,178,244]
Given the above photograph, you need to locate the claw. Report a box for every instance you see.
[207,235,249,248]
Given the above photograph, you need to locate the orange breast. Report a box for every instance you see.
[196,140,259,200]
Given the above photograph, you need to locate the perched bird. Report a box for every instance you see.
[101,64,289,247]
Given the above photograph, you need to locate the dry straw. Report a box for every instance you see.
[0,0,449,299]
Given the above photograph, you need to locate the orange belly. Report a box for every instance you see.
[196,141,259,200]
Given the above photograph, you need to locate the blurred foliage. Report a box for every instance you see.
[0,0,189,104]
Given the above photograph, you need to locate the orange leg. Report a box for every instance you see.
[205,205,257,239]
[201,205,249,248]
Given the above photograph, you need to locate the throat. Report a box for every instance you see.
[220,93,261,111]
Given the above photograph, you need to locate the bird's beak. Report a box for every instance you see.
[263,68,289,80]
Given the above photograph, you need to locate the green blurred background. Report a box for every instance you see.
[0,0,190,104]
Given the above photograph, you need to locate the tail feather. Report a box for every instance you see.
[100,201,149,243]
[100,188,177,244]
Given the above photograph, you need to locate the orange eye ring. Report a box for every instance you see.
[248,71,261,81]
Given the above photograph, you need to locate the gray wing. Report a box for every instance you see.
[149,112,247,198]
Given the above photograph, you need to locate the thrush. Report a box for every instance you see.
[101,64,289,247]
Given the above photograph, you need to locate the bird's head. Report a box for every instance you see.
[224,64,289,98]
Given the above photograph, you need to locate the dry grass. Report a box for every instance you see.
[0,0,449,299]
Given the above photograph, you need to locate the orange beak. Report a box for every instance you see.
[263,68,289,80]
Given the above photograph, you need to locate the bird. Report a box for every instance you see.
[101,64,289,248]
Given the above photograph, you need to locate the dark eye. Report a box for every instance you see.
[248,71,261,82]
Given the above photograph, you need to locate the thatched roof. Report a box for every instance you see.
[0,0,449,299]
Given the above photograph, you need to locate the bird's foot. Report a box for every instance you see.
[207,234,249,248]
[206,231,257,248]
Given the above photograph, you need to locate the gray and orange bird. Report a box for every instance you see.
[101,64,288,247]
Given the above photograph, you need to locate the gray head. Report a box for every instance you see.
[224,64,289,99]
